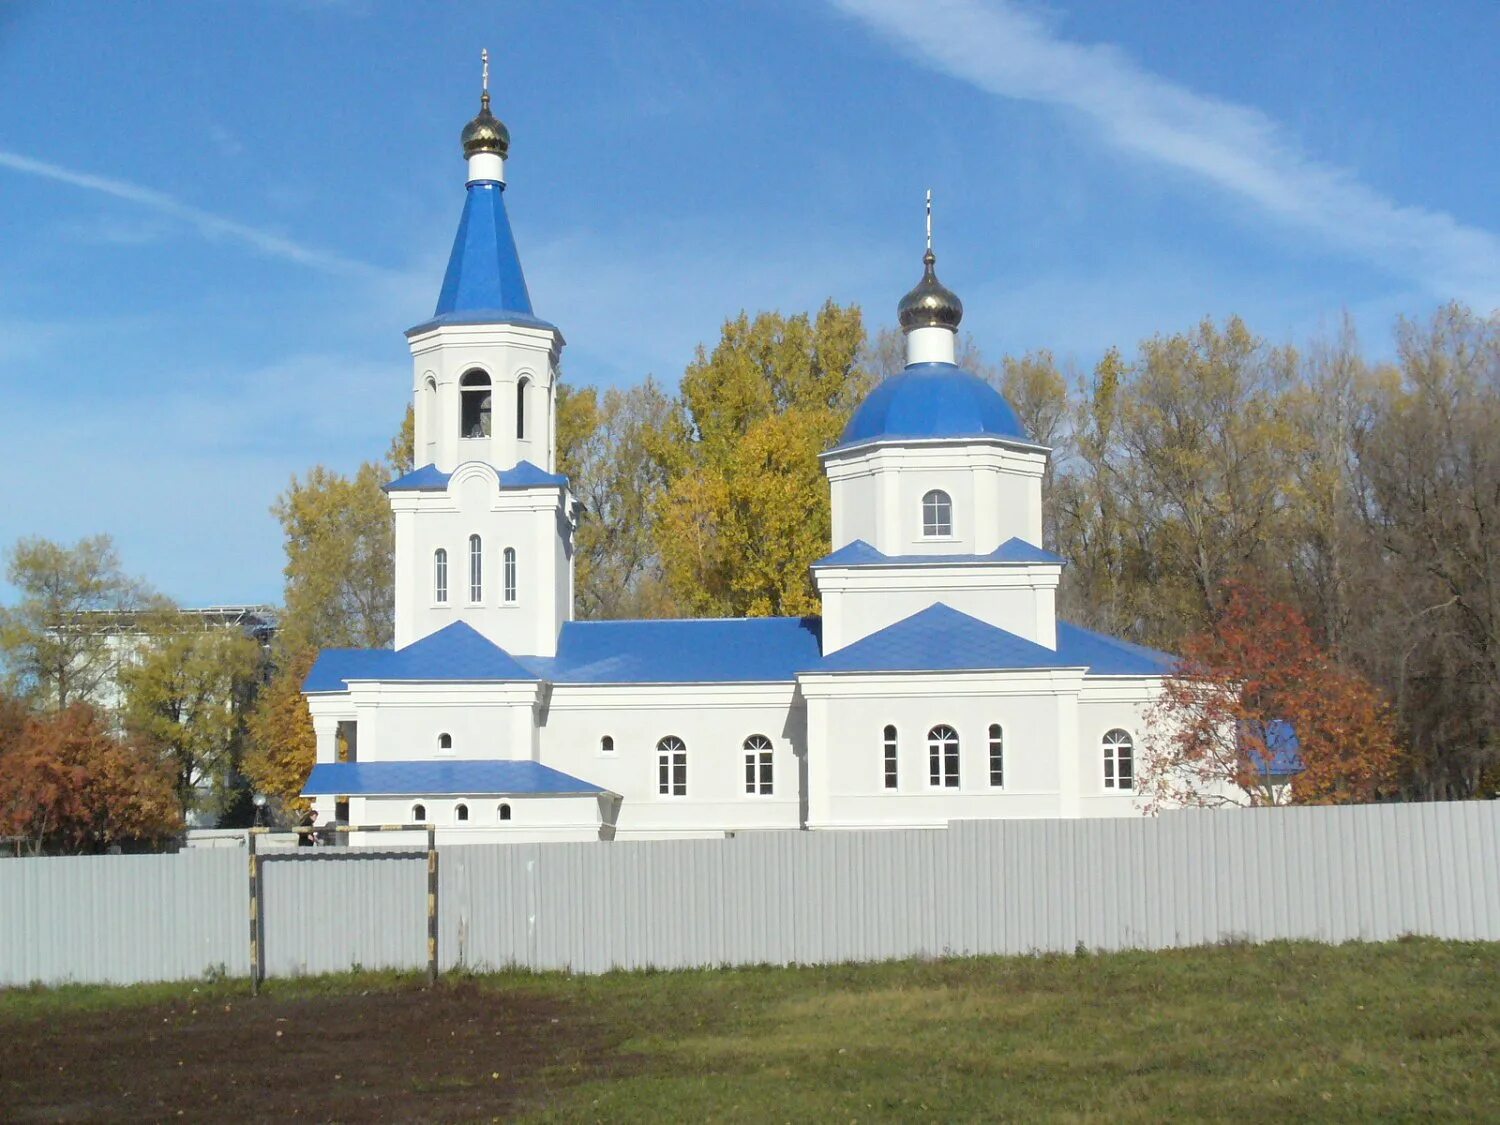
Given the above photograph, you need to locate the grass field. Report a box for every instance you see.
[3,939,1498,1122]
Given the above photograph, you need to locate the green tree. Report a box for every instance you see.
[0,535,155,708]
[654,302,872,616]
[119,613,264,820]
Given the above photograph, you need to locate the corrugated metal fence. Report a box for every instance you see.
[2,801,1496,987]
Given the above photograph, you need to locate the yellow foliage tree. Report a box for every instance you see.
[243,647,318,812]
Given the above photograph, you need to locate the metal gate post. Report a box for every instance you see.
[426,824,439,985]
[247,830,263,996]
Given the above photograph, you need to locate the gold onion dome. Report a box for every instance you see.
[897,249,963,333]
[461,90,510,159]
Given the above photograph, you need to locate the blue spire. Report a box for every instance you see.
[432,181,534,319]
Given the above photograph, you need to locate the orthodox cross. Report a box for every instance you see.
[925,189,933,253]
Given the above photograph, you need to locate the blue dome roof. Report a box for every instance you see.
[836,362,1029,449]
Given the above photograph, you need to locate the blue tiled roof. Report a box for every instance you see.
[1240,719,1304,776]
[812,604,1079,673]
[524,616,824,684]
[302,759,606,797]
[1054,622,1177,676]
[431,181,533,321]
[812,537,1064,568]
[385,460,568,493]
[304,622,538,693]
[834,363,1031,451]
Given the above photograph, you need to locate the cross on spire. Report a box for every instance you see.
[925,189,932,254]
[482,48,489,93]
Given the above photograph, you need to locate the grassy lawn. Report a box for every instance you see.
[3,939,1498,1122]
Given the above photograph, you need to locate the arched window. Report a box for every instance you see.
[928,724,960,788]
[455,802,469,822]
[1103,729,1135,791]
[468,535,483,602]
[498,803,512,821]
[922,490,952,537]
[437,732,453,753]
[460,370,492,438]
[423,376,438,460]
[657,736,687,797]
[516,376,530,440]
[600,735,615,753]
[433,548,448,604]
[412,803,427,822]
[988,723,1004,787]
[744,734,773,795]
[503,547,517,603]
[883,724,898,790]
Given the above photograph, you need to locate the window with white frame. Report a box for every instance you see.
[468,535,483,602]
[883,724,898,789]
[412,803,427,822]
[921,489,952,537]
[988,723,1004,787]
[1103,728,1135,790]
[433,548,448,603]
[657,736,687,796]
[460,370,492,438]
[455,802,469,822]
[503,547,517,603]
[743,734,773,795]
[928,724,960,788]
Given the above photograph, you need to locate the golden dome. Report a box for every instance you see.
[461,91,510,160]
[897,249,963,333]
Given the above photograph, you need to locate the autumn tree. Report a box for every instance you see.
[1141,582,1403,810]
[0,701,180,854]
[243,646,318,812]
[0,535,155,708]
[653,302,873,617]
[119,612,264,820]
[558,379,678,619]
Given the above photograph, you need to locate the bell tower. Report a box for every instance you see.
[389,52,577,656]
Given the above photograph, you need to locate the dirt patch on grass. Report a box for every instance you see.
[1,981,632,1123]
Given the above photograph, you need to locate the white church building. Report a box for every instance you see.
[301,77,1175,844]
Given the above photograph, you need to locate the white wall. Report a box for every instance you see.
[351,792,607,845]
[391,471,574,654]
[816,563,1060,651]
[800,669,1088,829]
[539,683,806,839]
[824,441,1047,557]
[408,321,561,474]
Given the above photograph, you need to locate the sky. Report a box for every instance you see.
[1,0,1496,606]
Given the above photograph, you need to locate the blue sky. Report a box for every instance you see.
[1,0,1496,605]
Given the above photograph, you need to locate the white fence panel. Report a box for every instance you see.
[0,849,245,987]
[1,802,1497,988]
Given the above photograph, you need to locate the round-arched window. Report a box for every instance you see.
[1103,729,1135,791]
[460,370,492,438]
[454,802,469,822]
[928,724,960,787]
[922,490,952,537]
[412,803,427,822]
[499,803,512,821]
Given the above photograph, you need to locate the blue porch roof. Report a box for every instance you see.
[305,621,538,693]
[302,759,606,797]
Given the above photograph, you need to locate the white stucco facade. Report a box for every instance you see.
[300,86,1173,843]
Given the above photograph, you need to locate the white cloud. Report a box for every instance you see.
[0,149,392,278]
[832,0,1500,309]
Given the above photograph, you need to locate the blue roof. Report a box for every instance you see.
[430,181,534,322]
[385,460,569,493]
[304,622,538,693]
[525,616,824,684]
[834,363,1031,451]
[813,604,1079,673]
[302,760,606,797]
[812,537,1064,568]
[1054,621,1177,676]
[1240,720,1305,777]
